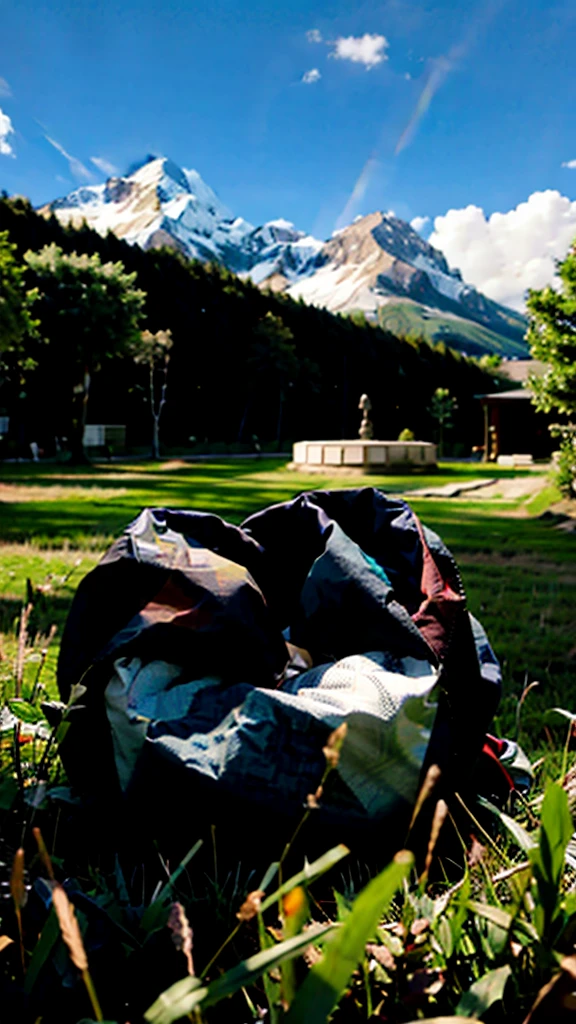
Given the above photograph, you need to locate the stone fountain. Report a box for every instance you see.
[292,394,437,473]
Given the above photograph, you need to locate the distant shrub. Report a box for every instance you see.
[552,433,576,497]
[398,428,415,441]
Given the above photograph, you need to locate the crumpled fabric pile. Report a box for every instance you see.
[58,489,502,831]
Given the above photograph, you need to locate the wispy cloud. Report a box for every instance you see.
[45,134,93,180]
[302,68,321,84]
[0,77,11,98]
[561,159,576,169]
[306,28,322,43]
[0,107,15,156]
[329,34,389,69]
[395,0,504,156]
[334,155,380,230]
[395,54,453,154]
[90,155,118,176]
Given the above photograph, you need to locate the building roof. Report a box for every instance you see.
[479,388,533,402]
[499,359,545,383]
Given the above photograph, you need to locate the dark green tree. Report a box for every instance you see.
[246,312,299,446]
[0,231,38,353]
[428,387,457,458]
[527,241,576,494]
[25,245,145,460]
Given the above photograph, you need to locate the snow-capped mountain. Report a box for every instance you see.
[42,156,528,357]
[44,156,254,266]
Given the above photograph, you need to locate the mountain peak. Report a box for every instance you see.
[40,156,528,358]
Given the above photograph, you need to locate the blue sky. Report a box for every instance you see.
[1,0,576,307]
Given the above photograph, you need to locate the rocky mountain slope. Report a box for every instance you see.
[41,155,528,358]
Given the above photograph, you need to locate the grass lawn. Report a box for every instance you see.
[1,456,574,745]
[2,456,576,1024]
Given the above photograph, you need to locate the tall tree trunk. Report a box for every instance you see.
[276,390,284,449]
[149,362,157,459]
[69,370,91,464]
[150,358,169,461]
[238,397,251,442]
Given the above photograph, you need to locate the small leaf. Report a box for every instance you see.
[0,936,14,954]
[468,901,513,931]
[456,964,511,1018]
[8,699,45,724]
[436,915,453,959]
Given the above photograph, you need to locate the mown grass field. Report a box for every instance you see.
[2,456,576,1024]
[1,456,574,745]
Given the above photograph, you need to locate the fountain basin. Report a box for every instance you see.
[291,439,437,473]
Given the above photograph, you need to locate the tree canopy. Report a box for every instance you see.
[24,245,145,458]
[0,231,38,354]
[527,242,576,418]
[527,240,576,494]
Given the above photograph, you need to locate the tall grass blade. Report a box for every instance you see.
[478,797,536,853]
[141,839,203,933]
[285,850,413,1024]
[24,908,60,995]
[260,844,349,912]
[530,781,573,936]
[145,921,339,1024]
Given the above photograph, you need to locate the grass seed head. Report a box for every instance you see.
[236,889,265,922]
[167,902,194,976]
[33,827,56,881]
[52,885,88,972]
[323,722,348,769]
[10,848,26,910]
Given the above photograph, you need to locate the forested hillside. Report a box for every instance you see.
[0,195,504,454]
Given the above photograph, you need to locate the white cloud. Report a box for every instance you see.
[307,28,322,43]
[45,134,92,180]
[0,78,11,98]
[330,33,389,69]
[302,68,321,84]
[90,155,118,176]
[0,107,14,156]
[411,215,430,233]
[562,159,576,169]
[429,190,576,311]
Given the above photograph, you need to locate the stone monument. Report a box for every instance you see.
[358,394,374,440]
[292,393,437,473]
